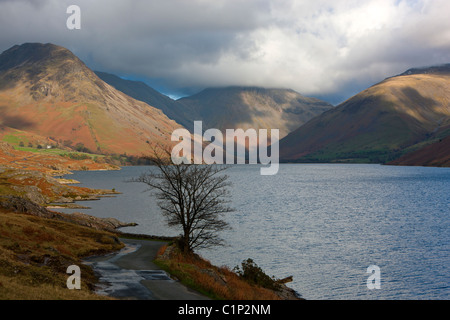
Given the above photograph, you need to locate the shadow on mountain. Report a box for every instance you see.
[0,106,35,130]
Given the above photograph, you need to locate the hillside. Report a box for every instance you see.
[279,66,450,164]
[94,71,193,130]
[96,74,333,139]
[0,43,182,157]
[176,86,333,138]
[0,205,124,299]
[388,134,450,167]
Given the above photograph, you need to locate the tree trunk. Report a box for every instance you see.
[182,231,191,254]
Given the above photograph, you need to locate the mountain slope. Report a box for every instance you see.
[176,86,333,138]
[279,65,450,163]
[0,43,182,156]
[94,71,193,130]
[95,74,333,138]
[388,134,450,167]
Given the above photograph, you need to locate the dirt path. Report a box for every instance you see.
[84,238,210,300]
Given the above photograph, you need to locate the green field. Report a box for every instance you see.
[16,146,104,161]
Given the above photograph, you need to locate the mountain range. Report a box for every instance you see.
[0,42,449,167]
[95,72,333,139]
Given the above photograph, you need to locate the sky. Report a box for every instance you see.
[1,0,450,104]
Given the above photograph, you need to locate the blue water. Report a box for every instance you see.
[57,164,450,300]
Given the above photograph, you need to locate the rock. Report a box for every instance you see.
[0,195,60,219]
[69,212,138,230]
[55,178,80,184]
[275,284,304,300]
[0,142,15,156]
[278,276,293,284]
[0,195,136,232]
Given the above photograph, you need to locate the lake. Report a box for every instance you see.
[57,164,450,300]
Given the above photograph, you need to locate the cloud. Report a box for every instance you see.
[1,0,450,103]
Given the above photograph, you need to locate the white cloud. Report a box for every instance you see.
[1,0,450,102]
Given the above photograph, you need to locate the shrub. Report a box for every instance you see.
[234,258,280,291]
[74,143,92,154]
[67,153,90,160]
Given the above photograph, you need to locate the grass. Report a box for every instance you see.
[13,146,103,161]
[1,129,104,161]
[2,134,25,145]
[154,244,282,300]
[0,209,124,299]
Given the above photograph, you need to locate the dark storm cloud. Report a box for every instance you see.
[1,0,450,102]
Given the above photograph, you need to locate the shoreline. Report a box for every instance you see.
[2,160,304,300]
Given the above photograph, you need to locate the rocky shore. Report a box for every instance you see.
[0,195,136,231]
[0,165,121,208]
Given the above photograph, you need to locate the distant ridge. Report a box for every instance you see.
[176,86,333,138]
[96,72,333,138]
[397,64,450,76]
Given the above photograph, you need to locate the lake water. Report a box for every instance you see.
[57,164,450,300]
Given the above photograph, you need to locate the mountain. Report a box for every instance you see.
[94,71,192,130]
[279,65,450,163]
[96,74,333,138]
[0,43,182,156]
[176,86,333,138]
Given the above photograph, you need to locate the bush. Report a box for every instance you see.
[234,258,280,291]
[74,143,91,153]
[67,153,90,160]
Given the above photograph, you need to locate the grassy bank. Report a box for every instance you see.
[154,244,301,300]
[0,208,124,299]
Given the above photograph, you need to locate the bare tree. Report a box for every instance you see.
[134,149,234,254]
